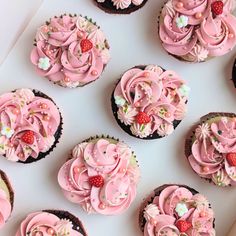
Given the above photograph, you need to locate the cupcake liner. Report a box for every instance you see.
[232,58,236,87]
[5,89,63,164]
[43,210,87,236]
[93,0,148,14]
[111,65,183,140]
[0,170,14,209]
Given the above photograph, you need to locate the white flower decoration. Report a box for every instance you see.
[178,84,191,97]
[115,96,126,107]
[1,126,14,139]
[38,57,50,71]
[176,15,188,28]
[175,202,188,217]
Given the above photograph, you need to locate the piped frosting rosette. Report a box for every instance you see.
[139,184,215,236]
[186,113,236,187]
[15,210,87,236]
[112,65,190,139]
[159,0,236,62]
[58,136,140,215]
[31,14,110,88]
[0,89,61,163]
[0,170,13,229]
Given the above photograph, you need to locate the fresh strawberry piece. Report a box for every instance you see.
[211,1,224,15]
[80,39,93,53]
[89,175,104,188]
[176,220,192,232]
[226,153,236,166]
[136,112,151,124]
[21,131,35,145]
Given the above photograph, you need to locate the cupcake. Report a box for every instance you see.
[185,112,236,187]
[93,0,148,14]
[0,88,62,163]
[31,14,110,88]
[15,210,87,236]
[58,135,140,215]
[111,65,190,139]
[0,170,14,229]
[232,57,236,87]
[139,184,215,236]
[159,0,236,62]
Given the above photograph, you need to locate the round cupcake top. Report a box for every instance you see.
[31,14,110,88]
[141,185,215,236]
[15,210,86,236]
[58,137,140,215]
[0,89,61,163]
[112,65,190,139]
[96,0,144,10]
[187,114,236,187]
[0,171,13,229]
[159,0,236,62]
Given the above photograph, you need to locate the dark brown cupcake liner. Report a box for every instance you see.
[232,58,236,87]
[0,170,14,210]
[2,89,63,164]
[111,65,183,140]
[93,0,148,14]
[138,184,215,232]
[43,210,87,236]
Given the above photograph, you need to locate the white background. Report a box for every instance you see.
[0,0,236,235]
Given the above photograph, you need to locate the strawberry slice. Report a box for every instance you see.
[176,220,192,232]
[21,131,35,145]
[211,1,224,15]
[80,39,93,53]
[89,175,104,188]
[136,112,151,124]
[226,153,236,166]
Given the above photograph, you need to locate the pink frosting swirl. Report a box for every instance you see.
[15,211,83,236]
[0,189,11,229]
[0,89,61,162]
[188,116,236,186]
[159,0,236,61]
[143,185,215,236]
[113,65,189,138]
[31,15,110,88]
[58,138,140,215]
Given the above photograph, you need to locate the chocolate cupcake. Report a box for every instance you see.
[0,88,62,163]
[15,210,87,236]
[232,57,236,87]
[159,0,236,62]
[31,14,110,88]
[185,112,236,187]
[139,184,215,236]
[0,170,14,229]
[111,65,190,139]
[58,135,140,215]
[93,0,148,14]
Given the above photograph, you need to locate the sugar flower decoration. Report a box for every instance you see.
[176,15,188,28]
[38,57,50,71]
[1,126,14,139]
[115,96,126,107]
[175,202,188,217]
[178,84,191,97]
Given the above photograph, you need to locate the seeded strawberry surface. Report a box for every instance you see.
[89,175,104,188]
[176,220,192,232]
[211,1,224,15]
[80,39,93,53]
[21,131,35,145]
[226,153,236,166]
[136,112,151,124]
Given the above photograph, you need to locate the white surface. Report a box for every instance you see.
[0,0,42,65]
[0,0,236,235]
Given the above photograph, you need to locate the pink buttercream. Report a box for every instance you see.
[159,0,236,61]
[15,211,83,236]
[113,65,189,138]
[188,117,236,186]
[0,189,11,229]
[0,89,60,162]
[58,138,140,215]
[31,15,110,88]
[143,185,215,236]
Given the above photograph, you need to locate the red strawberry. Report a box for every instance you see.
[21,131,35,145]
[211,1,224,15]
[226,153,236,166]
[176,220,192,232]
[89,175,104,188]
[136,112,151,124]
[80,39,93,53]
